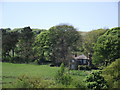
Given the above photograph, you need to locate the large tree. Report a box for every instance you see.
[49,24,81,65]
[92,27,120,66]
[35,24,81,65]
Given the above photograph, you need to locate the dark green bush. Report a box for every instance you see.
[78,65,91,70]
[2,56,12,62]
[12,56,25,63]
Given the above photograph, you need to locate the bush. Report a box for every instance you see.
[2,56,12,62]
[13,75,49,88]
[55,63,73,86]
[12,56,25,63]
[98,66,105,70]
[78,65,91,70]
[91,64,99,70]
[33,59,39,65]
[102,58,120,88]
[85,71,108,89]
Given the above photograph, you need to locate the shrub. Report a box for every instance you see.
[102,58,120,88]
[55,63,73,86]
[78,65,91,70]
[91,64,99,70]
[13,75,49,88]
[33,59,39,65]
[85,71,108,89]
[12,56,25,63]
[98,66,105,70]
[2,56,12,62]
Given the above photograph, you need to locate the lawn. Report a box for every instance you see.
[2,62,91,88]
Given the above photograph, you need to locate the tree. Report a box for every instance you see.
[85,71,108,89]
[15,27,34,63]
[34,30,51,63]
[82,29,107,55]
[2,28,11,59]
[32,28,46,35]
[102,58,120,88]
[1,28,19,62]
[9,31,19,57]
[92,27,120,66]
[49,24,81,65]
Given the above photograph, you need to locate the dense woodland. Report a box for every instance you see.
[1,24,120,89]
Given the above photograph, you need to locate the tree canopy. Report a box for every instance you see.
[34,24,81,65]
[48,24,81,65]
[92,27,120,66]
[82,28,107,55]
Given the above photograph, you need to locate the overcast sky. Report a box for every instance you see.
[0,2,118,31]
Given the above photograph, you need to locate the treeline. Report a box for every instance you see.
[1,27,44,63]
[1,24,120,67]
[1,25,81,65]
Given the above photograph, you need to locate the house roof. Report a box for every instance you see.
[74,54,88,60]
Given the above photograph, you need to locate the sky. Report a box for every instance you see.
[0,2,118,31]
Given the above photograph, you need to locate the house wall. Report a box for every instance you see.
[69,59,91,70]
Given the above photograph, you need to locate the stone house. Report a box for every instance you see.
[69,54,92,70]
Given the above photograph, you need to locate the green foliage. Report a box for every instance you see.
[14,75,49,88]
[55,63,72,86]
[1,28,19,61]
[11,56,25,63]
[49,24,81,64]
[78,65,91,70]
[34,24,81,65]
[102,58,120,88]
[15,27,35,63]
[32,28,46,35]
[34,30,51,63]
[93,27,120,66]
[82,28,107,55]
[71,79,86,88]
[85,71,108,89]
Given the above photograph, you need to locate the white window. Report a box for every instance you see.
[72,60,75,62]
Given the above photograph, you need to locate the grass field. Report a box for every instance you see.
[2,62,91,88]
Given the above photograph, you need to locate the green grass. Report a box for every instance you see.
[2,62,91,88]
[2,62,60,88]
